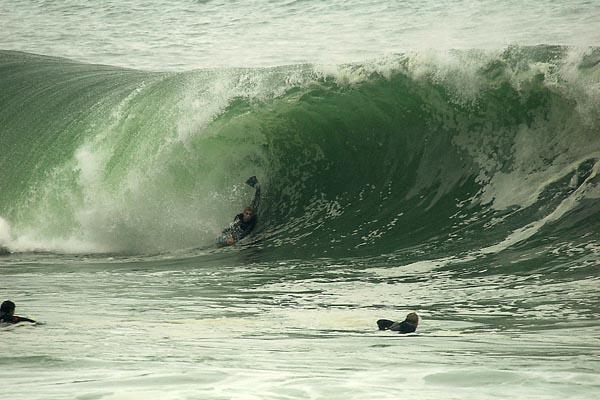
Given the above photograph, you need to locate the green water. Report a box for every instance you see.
[1,1,600,398]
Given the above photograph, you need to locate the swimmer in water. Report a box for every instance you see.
[0,300,35,324]
[377,312,419,334]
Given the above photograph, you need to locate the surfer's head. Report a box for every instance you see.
[0,300,15,317]
[242,207,255,223]
[405,312,419,326]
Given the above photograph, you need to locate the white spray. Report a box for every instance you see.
[0,216,12,250]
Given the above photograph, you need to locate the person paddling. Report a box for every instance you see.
[377,312,419,334]
[0,300,35,324]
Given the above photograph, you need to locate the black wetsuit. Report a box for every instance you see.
[377,319,417,334]
[221,184,261,242]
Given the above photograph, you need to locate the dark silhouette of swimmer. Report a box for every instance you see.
[0,300,35,324]
[217,176,261,246]
[377,312,418,334]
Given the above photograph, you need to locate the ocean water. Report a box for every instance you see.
[1,1,600,399]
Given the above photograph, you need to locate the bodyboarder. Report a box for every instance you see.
[216,176,261,246]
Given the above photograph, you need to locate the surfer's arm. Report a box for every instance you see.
[222,217,240,233]
[377,319,395,330]
[14,316,36,323]
[227,216,244,242]
[250,182,261,212]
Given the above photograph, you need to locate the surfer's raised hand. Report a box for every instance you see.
[246,176,258,188]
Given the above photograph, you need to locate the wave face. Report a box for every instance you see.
[1,47,600,259]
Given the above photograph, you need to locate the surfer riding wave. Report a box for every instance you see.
[216,176,261,247]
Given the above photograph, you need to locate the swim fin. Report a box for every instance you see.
[246,176,258,187]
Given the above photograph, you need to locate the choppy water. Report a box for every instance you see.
[2,0,600,69]
[1,1,600,399]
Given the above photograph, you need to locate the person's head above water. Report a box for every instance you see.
[242,206,255,223]
[0,300,35,324]
[405,312,419,326]
[376,311,419,333]
[1,300,16,317]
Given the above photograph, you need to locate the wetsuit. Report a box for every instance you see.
[219,184,261,244]
[231,213,256,241]
[377,318,417,334]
